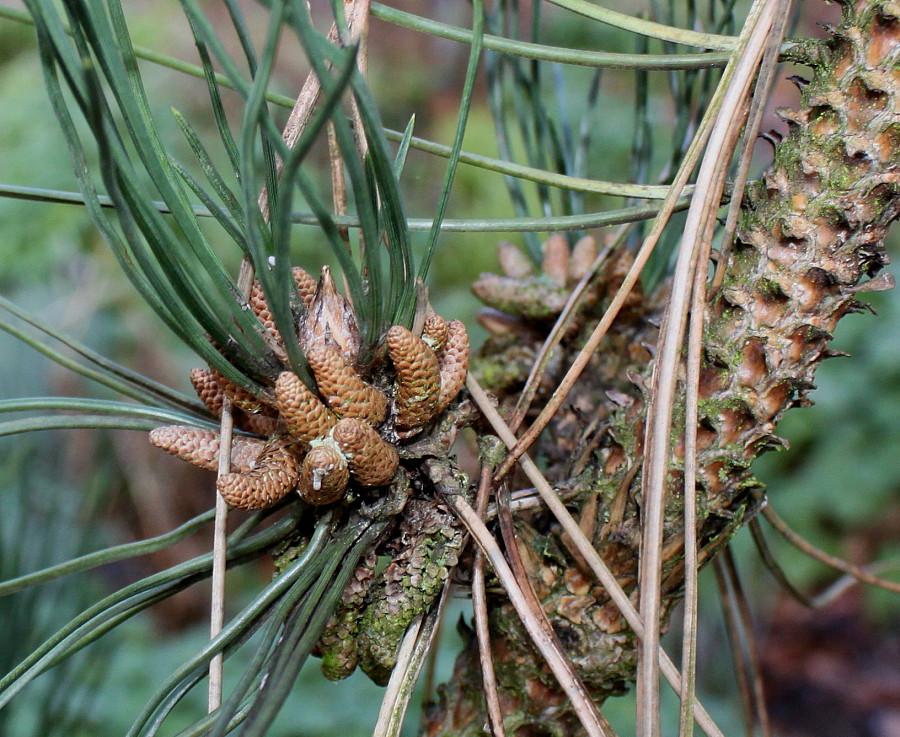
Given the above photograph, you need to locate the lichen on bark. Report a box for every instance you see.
[425,2,899,734]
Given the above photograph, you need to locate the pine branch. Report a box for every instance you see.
[428,2,898,733]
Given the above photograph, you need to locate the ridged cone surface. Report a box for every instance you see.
[216,438,300,510]
[190,368,277,435]
[240,414,278,437]
[682,0,897,510]
[297,442,350,505]
[306,344,388,424]
[387,325,441,430]
[275,371,337,442]
[149,425,265,473]
[422,313,449,354]
[436,320,470,413]
[332,417,399,486]
[211,368,271,415]
[189,368,224,416]
[292,266,318,306]
[357,499,464,685]
[430,3,900,734]
[248,280,280,346]
[317,551,378,681]
[246,267,315,357]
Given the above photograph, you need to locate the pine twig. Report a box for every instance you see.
[427,459,614,737]
[466,376,727,737]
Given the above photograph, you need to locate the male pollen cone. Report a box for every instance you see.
[387,325,441,431]
[298,442,350,505]
[149,425,264,473]
[275,371,338,442]
[422,314,449,354]
[216,439,301,510]
[305,344,388,424]
[436,320,470,413]
[332,417,399,486]
[189,368,225,416]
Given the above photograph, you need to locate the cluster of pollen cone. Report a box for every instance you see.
[150,265,469,510]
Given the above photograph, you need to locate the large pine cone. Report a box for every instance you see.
[426,2,898,734]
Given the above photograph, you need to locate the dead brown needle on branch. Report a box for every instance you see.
[759,500,900,595]
[209,259,255,712]
[427,459,613,737]
[466,375,727,737]
[472,461,507,737]
[637,3,778,733]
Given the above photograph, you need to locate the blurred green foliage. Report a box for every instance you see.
[0,1,896,735]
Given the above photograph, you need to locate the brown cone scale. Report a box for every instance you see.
[216,438,301,510]
[248,266,317,352]
[305,344,388,424]
[149,425,265,473]
[210,368,272,415]
[422,314,449,354]
[332,417,399,486]
[298,441,350,505]
[189,368,225,417]
[387,325,441,431]
[436,320,470,413]
[275,371,337,442]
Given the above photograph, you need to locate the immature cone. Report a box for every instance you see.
[216,438,301,510]
[297,441,350,505]
[387,325,441,431]
[471,272,570,319]
[498,240,534,278]
[421,313,449,354]
[436,320,470,413]
[332,417,399,486]
[541,233,570,286]
[189,368,224,416]
[274,371,337,442]
[568,235,599,282]
[211,368,272,415]
[305,344,388,424]
[149,425,265,473]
